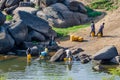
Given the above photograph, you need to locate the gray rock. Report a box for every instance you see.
[23,42,37,49]
[50,48,64,62]
[19,2,34,7]
[13,7,38,15]
[4,4,19,14]
[16,50,26,56]
[64,0,76,5]
[68,1,87,13]
[5,0,20,7]
[80,53,91,64]
[0,26,15,53]
[92,45,118,60]
[13,11,56,37]
[8,20,28,45]
[37,3,88,28]
[7,52,16,55]
[0,11,6,25]
[71,48,84,55]
[0,0,6,10]
[28,30,46,41]
[110,56,120,64]
[92,65,105,71]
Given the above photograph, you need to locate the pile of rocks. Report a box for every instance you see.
[0,10,57,55]
[0,0,88,28]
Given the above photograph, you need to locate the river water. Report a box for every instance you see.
[0,57,119,80]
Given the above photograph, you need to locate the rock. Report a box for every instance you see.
[13,11,56,37]
[92,45,118,60]
[16,50,26,56]
[0,26,15,53]
[4,4,19,14]
[0,11,6,26]
[7,52,16,55]
[48,44,59,51]
[110,56,120,64]
[71,48,84,55]
[5,0,20,7]
[49,48,64,62]
[22,42,37,49]
[0,0,7,10]
[92,65,105,71]
[27,30,46,41]
[81,58,90,64]
[8,20,28,45]
[37,3,88,28]
[39,0,58,8]
[68,1,87,13]
[13,7,38,15]
[64,0,76,5]
[19,2,34,7]
[79,53,91,64]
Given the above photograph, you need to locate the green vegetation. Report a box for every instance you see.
[6,15,13,21]
[102,68,120,80]
[0,74,7,80]
[85,6,102,17]
[52,24,90,37]
[89,0,119,11]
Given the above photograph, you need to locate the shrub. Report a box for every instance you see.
[6,15,13,21]
[85,6,102,17]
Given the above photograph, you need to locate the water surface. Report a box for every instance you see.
[0,57,119,80]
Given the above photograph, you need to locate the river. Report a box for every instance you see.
[0,57,119,80]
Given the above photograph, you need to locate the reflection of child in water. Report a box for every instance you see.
[66,64,72,71]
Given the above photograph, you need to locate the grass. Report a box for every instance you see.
[52,23,90,37]
[89,0,119,11]
[102,68,120,80]
[6,15,13,21]
[0,74,7,80]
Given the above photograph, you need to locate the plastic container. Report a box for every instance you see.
[41,51,47,56]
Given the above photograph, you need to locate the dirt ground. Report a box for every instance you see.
[58,7,120,55]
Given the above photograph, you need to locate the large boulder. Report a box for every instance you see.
[37,0,64,8]
[0,11,6,26]
[27,30,46,41]
[0,0,7,10]
[37,3,88,28]
[13,11,56,37]
[13,7,38,15]
[4,4,19,14]
[0,26,15,53]
[8,20,28,45]
[49,48,64,62]
[92,45,118,60]
[68,1,87,13]
[5,0,20,7]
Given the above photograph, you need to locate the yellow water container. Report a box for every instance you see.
[68,58,72,61]
[78,37,83,42]
[64,58,72,61]
[91,32,95,37]
[27,54,32,62]
[97,33,102,37]
[73,36,79,41]
[70,35,74,41]
[64,58,67,61]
